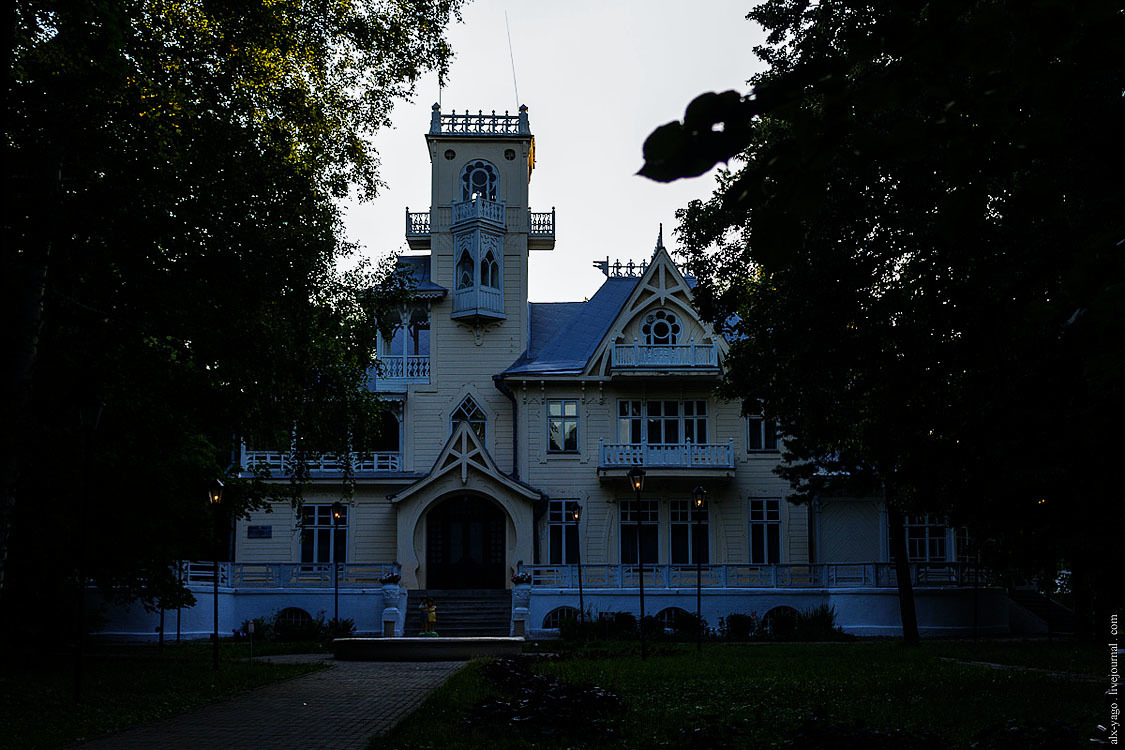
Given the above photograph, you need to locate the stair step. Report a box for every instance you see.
[405,589,512,637]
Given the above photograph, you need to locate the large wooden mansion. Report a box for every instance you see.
[98,105,1017,640]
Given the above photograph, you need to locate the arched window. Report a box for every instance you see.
[451,395,487,441]
[542,606,580,630]
[480,249,499,289]
[456,249,474,290]
[460,160,499,201]
[642,309,681,345]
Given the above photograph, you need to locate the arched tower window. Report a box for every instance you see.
[480,249,500,289]
[460,160,499,201]
[642,309,681,345]
[456,249,474,290]
[451,396,487,441]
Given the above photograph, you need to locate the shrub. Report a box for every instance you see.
[721,612,759,640]
[672,610,707,639]
[794,604,849,641]
[239,616,274,642]
[327,617,356,639]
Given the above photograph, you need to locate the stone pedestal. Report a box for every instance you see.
[381,584,403,638]
[510,583,531,638]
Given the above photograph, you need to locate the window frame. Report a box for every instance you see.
[299,505,348,565]
[620,498,659,564]
[670,498,709,565]
[546,399,580,454]
[547,499,580,564]
[748,498,781,564]
[451,395,487,442]
[617,399,710,446]
[747,412,779,452]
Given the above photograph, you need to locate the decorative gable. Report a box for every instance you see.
[584,234,727,377]
[389,420,540,504]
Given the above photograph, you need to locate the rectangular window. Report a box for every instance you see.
[749,499,780,564]
[547,400,579,453]
[619,400,642,443]
[547,500,579,564]
[904,515,947,561]
[682,400,708,443]
[620,499,658,564]
[747,413,778,452]
[300,505,347,564]
[670,499,709,564]
[955,528,976,563]
[618,399,708,445]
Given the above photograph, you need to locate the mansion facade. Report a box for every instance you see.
[96,105,1011,640]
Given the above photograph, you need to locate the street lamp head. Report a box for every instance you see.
[568,501,581,523]
[207,479,224,505]
[332,501,344,522]
[692,486,707,509]
[627,466,646,494]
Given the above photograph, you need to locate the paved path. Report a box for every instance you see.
[75,655,464,749]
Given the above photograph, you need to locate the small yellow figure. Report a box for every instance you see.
[419,597,438,636]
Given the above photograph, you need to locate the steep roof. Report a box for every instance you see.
[503,276,639,375]
[397,254,447,298]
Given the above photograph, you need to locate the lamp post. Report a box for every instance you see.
[627,466,647,660]
[692,485,708,654]
[568,501,584,625]
[332,501,344,624]
[207,479,224,671]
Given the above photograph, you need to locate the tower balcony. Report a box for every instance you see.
[528,208,555,251]
[451,197,506,230]
[405,209,430,250]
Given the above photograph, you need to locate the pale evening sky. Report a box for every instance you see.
[341,1,768,302]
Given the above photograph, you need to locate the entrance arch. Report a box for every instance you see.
[425,495,506,589]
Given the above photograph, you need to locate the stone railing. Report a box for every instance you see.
[612,340,718,369]
[519,562,994,589]
[599,440,734,469]
[430,104,530,135]
[181,561,401,588]
[242,450,401,475]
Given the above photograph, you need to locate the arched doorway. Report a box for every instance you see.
[426,495,506,589]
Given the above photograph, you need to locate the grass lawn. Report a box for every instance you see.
[381,640,1104,749]
[0,641,328,749]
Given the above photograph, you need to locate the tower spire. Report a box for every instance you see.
[655,223,665,254]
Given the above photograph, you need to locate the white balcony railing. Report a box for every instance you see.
[181,561,401,588]
[599,440,734,469]
[451,197,506,228]
[242,450,401,475]
[612,340,718,369]
[376,355,430,381]
[519,562,994,590]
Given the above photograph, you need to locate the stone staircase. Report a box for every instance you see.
[405,589,512,637]
[1009,589,1076,634]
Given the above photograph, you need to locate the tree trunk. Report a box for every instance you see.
[887,504,920,646]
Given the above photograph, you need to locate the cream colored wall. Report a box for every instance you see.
[515,381,806,567]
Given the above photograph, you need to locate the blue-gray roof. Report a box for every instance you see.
[398,255,447,297]
[504,276,639,375]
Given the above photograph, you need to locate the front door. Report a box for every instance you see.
[426,495,506,589]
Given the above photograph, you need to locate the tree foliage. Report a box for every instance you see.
[2,0,462,627]
[642,0,1124,635]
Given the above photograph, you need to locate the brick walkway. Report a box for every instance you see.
[75,655,464,749]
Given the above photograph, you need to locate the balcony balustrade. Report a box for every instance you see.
[612,339,718,370]
[375,355,430,382]
[242,450,402,475]
[180,561,401,588]
[451,197,506,229]
[599,439,734,469]
[406,210,430,236]
[519,562,994,590]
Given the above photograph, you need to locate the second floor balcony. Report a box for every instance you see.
[612,340,719,373]
[404,206,555,250]
[598,439,734,478]
[242,449,403,477]
[370,355,430,391]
